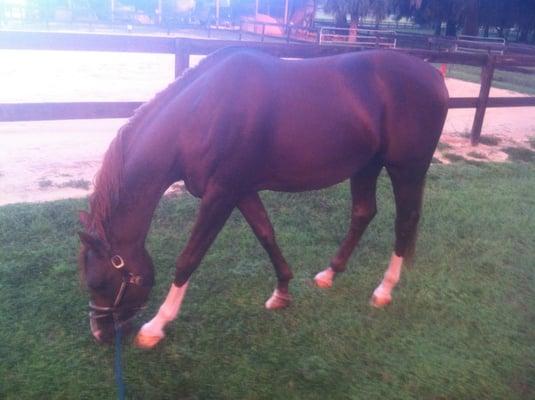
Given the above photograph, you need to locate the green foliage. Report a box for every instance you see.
[446,64,535,96]
[324,0,390,25]
[1,163,534,399]
[321,0,535,40]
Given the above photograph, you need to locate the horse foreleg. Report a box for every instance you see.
[135,282,189,349]
[135,184,236,348]
[238,192,293,309]
[370,253,403,307]
[315,163,382,289]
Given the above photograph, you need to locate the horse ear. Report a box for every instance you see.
[78,211,91,230]
[78,231,107,257]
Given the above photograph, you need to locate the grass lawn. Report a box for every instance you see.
[445,64,535,96]
[1,162,534,399]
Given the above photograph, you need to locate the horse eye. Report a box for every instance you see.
[85,259,106,290]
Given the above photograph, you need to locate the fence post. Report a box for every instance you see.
[470,55,496,145]
[174,38,190,78]
[286,25,291,43]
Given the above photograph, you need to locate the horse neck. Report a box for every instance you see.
[94,93,183,248]
[107,181,166,248]
[101,150,174,249]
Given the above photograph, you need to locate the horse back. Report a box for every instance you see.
[170,50,448,194]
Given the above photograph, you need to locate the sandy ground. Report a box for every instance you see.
[1,50,534,206]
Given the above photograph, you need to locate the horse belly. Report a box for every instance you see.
[261,160,362,192]
[259,129,378,192]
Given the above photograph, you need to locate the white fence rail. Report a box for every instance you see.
[319,27,396,48]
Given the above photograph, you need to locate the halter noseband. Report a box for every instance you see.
[88,255,145,328]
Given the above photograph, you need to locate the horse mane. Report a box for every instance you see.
[87,47,244,241]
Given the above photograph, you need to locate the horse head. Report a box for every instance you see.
[78,212,154,343]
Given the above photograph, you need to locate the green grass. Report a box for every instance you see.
[446,64,535,95]
[502,147,535,162]
[478,135,502,147]
[59,179,92,190]
[467,151,488,160]
[1,163,534,399]
[436,141,452,151]
[459,132,502,147]
[38,178,54,189]
[38,178,92,190]
[442,152,467,163]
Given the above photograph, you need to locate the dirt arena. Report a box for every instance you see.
[1,50,534,206]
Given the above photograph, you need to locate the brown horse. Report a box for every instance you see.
[78,47,448,348]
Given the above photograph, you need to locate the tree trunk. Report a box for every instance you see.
[434,20,442,36]
[483,24,489,37]
[334,12,348,28]
[462,0,479,36]
[446,19,457,37]
[518,27,528,43]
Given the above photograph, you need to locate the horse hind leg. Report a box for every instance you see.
[315,161,382,288]
[370,164,426,308]
[237,192,293,309]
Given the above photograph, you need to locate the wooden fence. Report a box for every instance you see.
[1,31,535,145]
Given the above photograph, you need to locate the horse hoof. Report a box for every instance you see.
[134,332,164,349]
[369,291,392,308]
[314,268,335,288]
[265,289,292,310]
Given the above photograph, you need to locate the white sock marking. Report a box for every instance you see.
[139,281,189,338]
[265,288,291,309]
[372,253,403,304]
[314,267,335,288]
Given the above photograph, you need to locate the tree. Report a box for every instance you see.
[322,0,391,27]
[123,0,159,16]
[479,0,511,37]
[515,0,535,42]
[462,0,479,35]
[322,0,350,27]
[393,0,533,40]
[87,0,112,21]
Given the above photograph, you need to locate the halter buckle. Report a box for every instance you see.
[128,274,144,286]
[111,255,125,269]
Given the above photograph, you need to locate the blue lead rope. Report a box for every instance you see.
[114,324,126,400]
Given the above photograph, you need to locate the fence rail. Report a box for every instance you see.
[1,31,535,145]
[319,27,396,48]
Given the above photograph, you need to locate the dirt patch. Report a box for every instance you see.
[434,131,534,164]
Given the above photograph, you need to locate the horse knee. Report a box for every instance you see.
[397,210,420,231]
[351,205,377,229]
[395,210,420,256]
[174,256,197,286]
[256,226,276,247]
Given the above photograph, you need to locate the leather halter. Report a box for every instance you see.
[88,255,145,328]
